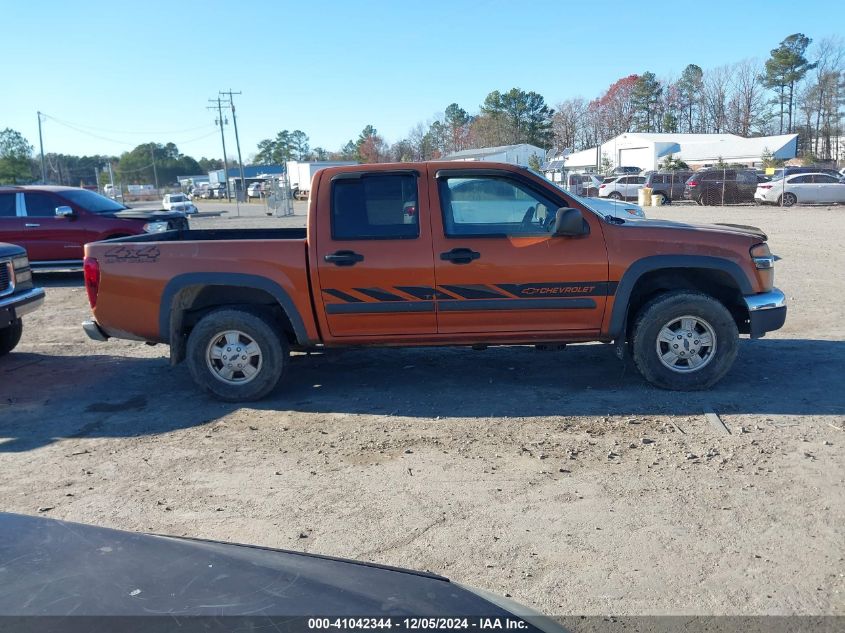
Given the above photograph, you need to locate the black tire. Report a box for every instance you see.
[0,319,23,357]
[631,291,738,391]
[186,308,288,402]
[780,192,797,207]
[609,192,623,200]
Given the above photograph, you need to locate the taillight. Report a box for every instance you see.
[599,184,606,189]
[688,180,698,187]
[83,257,100,309]
[405,205,416,216]
[759,184,772,189]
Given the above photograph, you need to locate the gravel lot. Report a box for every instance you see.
[1,200,843,615]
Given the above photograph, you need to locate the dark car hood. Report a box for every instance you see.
[110,209,186,221]
[622,218,767,241]
[0,242,26,258]
[0,513,530,618]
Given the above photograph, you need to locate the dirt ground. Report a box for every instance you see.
[1,200,843,615]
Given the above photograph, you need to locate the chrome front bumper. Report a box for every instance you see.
[743,288,787,338]
[0,287,45,319]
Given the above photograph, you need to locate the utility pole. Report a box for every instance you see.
[37,111,46,183]
[220,89,246,204]
[208,97,231,201]
[150,145,159,190]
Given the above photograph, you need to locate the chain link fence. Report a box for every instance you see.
[263,176,294,217]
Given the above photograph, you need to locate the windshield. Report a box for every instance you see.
[59,188,127,213]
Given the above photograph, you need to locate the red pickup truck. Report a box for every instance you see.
[82,162,786,401]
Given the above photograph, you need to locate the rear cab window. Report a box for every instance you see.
[331,173,419,240]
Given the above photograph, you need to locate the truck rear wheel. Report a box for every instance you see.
[186,308,288,402]
[0,319,23,357]
[631,291,738,391]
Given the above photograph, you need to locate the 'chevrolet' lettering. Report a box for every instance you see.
[521,286,595,296]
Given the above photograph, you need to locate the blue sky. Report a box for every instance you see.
[2,0,840,160]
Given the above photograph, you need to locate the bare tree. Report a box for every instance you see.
[552,98,587,151]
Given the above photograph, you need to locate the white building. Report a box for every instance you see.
[442,143,545,167]
[548,133,798,174]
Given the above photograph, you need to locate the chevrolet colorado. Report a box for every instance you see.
[82,162,786,401]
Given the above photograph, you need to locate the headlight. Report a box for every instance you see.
[12,255,29,270]
[143,221,169,233]
[625,207,645,218]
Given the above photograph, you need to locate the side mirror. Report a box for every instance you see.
[553,207,589,237]
[55,206,75,218]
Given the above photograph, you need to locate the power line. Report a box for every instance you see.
[41,114,214,136]
[41,113,217,147]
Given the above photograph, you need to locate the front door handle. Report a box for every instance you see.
[25,223,40,228]
[324,250,364,266]
[440,248,480,264]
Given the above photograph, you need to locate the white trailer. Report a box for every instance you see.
[285,161,357,200]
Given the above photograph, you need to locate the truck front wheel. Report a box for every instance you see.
[186,308,288,402]
[631,292,738,390]
[0,319,23,357]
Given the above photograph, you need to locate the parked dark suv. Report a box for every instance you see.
[684,169,758,205]
[643,171,693,203]
[0,186,189,269]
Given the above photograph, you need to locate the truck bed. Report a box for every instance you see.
[104,228,307,243]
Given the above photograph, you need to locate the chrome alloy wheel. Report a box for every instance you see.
[206,330,263,384]
[655,315,717,373]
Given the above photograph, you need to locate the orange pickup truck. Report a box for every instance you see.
[82,162,786,401]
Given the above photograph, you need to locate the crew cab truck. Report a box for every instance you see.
[81,162,786,402]
[0,243,44,356]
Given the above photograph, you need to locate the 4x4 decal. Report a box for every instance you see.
[104,245,160,264]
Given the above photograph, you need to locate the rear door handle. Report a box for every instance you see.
[324,250,364,266]
[24,223,40,228]
[440,248,480,264]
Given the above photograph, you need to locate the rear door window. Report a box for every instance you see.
[331,173,419,240]
[0,193,16,217]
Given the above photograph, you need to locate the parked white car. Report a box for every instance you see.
[598,175,646,200]
[247,182,263,199]
[755,173,845,206]
[162,193,197,214]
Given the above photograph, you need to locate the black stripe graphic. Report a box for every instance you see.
[395,286,455,300]
[440,284,507,300]
[438,298,596,311]
[354,287,405,302]
[495,282,617,298]
[322,288,363,303]
[326,301,434,314]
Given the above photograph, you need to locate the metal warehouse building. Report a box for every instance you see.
[550,133,798,173]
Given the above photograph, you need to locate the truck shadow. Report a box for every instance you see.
[0,338,842,452]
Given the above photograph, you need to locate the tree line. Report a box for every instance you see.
[255,32,842,166]
[1,32,841,186]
